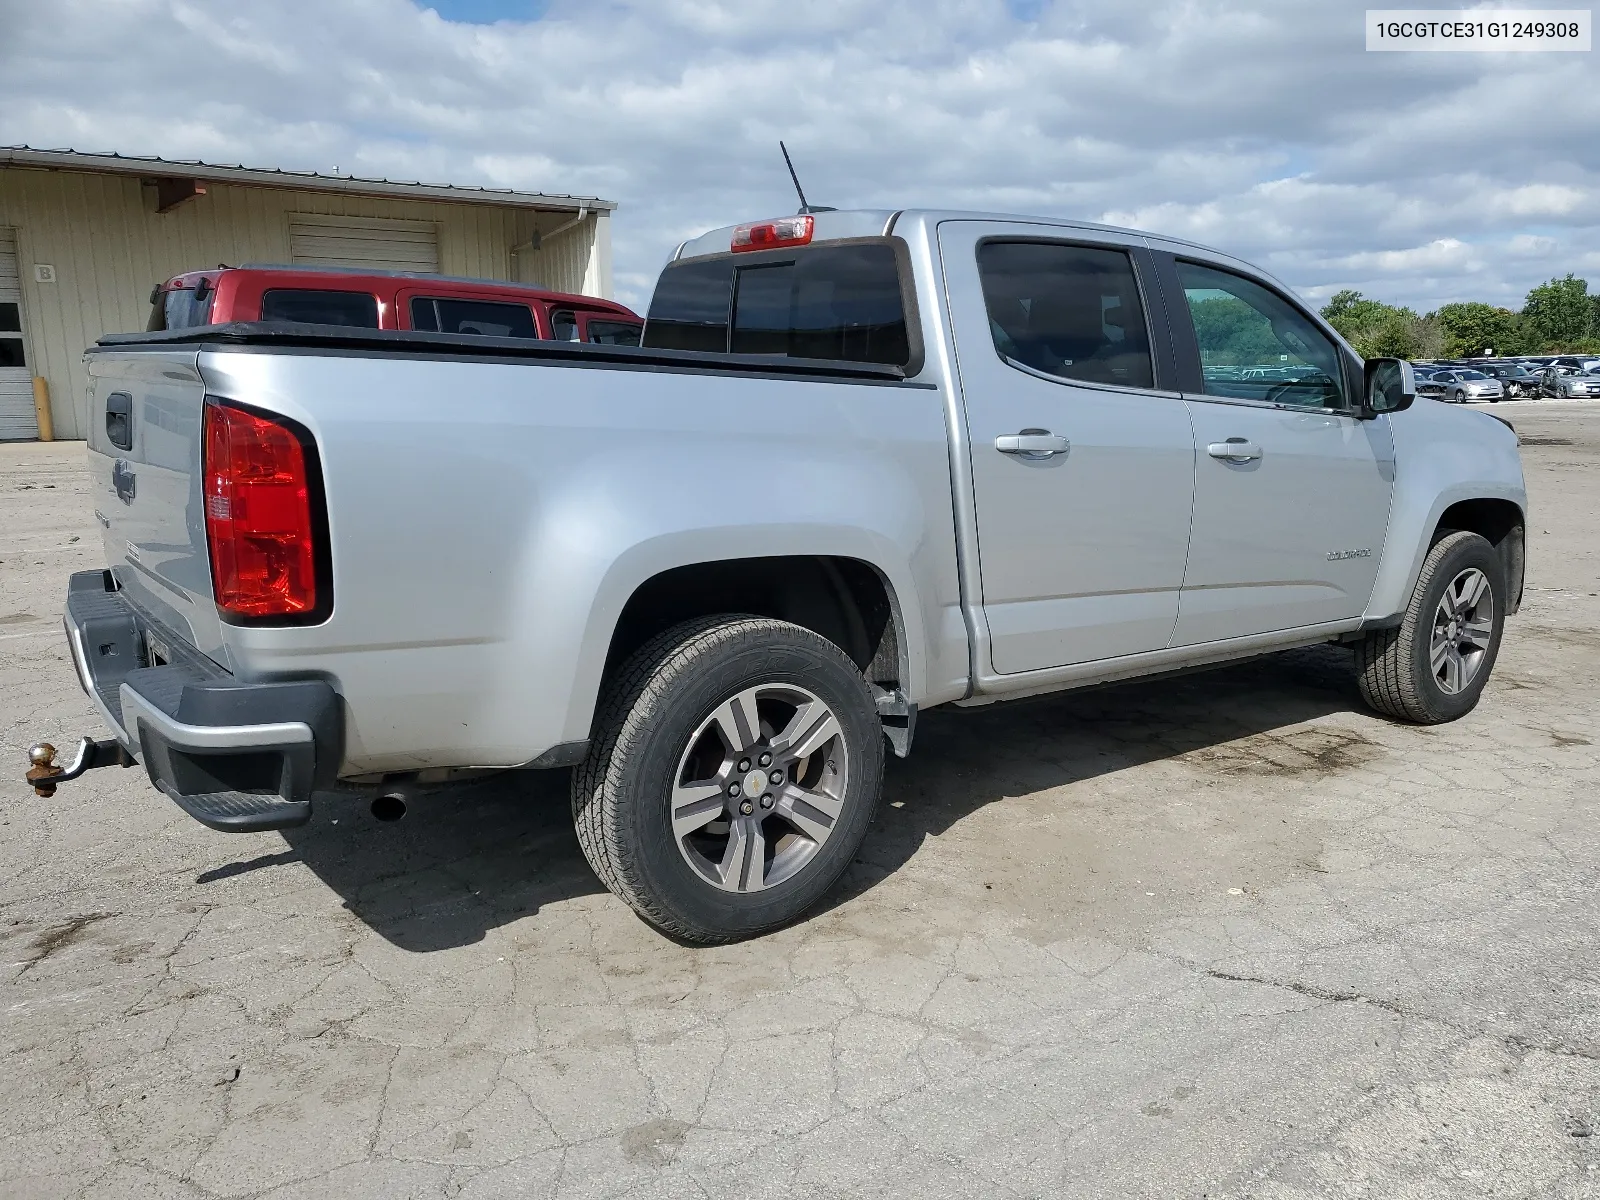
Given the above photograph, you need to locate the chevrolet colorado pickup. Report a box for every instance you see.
[33,208,1526,943]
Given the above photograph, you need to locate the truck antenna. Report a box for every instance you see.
[779,141,835,215]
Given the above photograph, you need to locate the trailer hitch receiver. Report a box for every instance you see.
[25,738,133,798]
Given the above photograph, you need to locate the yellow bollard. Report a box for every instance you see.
[31,376,54,441]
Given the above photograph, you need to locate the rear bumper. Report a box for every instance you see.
[65,570,342,831]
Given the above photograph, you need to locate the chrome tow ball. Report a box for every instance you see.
[25,738,133,798]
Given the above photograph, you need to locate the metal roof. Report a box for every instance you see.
[0,145,616,213]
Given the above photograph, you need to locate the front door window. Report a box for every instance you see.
[1176,261,1348,409]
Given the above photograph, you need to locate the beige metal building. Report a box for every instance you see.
[0,146,617,441]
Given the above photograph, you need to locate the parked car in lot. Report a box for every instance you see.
[1415,375,1450,402]
[1428,369,1504,403]
[1537,365,1600,399]
[1470,361,1540,399]
[36,207,1526,942]
[148,265,643,345]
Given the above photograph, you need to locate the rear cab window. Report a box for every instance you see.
[260,289,379,328]
[643,239,917,370]
[146,285,215,331]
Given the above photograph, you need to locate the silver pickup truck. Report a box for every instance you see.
[34,208,1526,943]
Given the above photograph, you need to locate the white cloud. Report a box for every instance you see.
[1327,238,1475,274]
[1,0,1596,314]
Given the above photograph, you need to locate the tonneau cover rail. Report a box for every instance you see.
[93,322,908,381]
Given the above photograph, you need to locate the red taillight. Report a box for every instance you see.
[203,402,320,619]
[730,214,814,253]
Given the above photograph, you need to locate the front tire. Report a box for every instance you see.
[572,616,884,943]
[1356,531,1506,723]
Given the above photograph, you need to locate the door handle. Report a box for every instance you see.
[996,430,1070,457]
[1207,439,1262,462]
[105,392,133,452]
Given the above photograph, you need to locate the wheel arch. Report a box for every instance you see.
[554,534,928,751]
[603,554,908,686]
[1434,497,1526,615]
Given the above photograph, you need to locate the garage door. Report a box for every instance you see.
[288,214,440,273]
[0,228,37,442]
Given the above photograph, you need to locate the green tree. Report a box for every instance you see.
[1320,291,1439,359]
[1320,290,1394,340]
[1434,302,1520,358]
[1522,275,1592,347]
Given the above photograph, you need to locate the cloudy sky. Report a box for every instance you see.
[3,0,1596,311]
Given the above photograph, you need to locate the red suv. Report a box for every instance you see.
[146,266,643,345]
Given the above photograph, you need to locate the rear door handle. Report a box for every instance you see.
[996,430,1070,457]
[1207,439,1262,462]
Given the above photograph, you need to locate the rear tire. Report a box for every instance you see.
[1356,531,1506,723]
[572,616,883,943]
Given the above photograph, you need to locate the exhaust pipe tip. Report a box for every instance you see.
[371,793,408,822]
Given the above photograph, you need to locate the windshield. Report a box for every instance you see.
[1458,370,1487,380]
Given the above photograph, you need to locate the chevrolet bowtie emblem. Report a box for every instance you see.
[112,458,137,506]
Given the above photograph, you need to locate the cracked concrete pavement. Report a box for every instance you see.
[3,404,1599,1198]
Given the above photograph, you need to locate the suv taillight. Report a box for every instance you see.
[203,401,322,620]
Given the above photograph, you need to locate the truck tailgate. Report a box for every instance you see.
[85,349,230,671]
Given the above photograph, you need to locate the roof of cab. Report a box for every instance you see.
[158,265,638,314]
[670,208,1317,320]
[672,207,1228,263]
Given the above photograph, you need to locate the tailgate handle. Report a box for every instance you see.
[105,392,133,452]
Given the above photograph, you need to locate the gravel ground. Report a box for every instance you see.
[2,403,1598,1199]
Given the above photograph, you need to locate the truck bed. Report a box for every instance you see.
[96,322,912,382]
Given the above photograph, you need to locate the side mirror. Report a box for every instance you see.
[1363,358,1415,418]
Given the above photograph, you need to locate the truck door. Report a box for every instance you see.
[1152,250,1393,645]
[937,222,1197,674]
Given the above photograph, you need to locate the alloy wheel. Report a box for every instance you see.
[669,684,849,892]
[1430,567,1495,695]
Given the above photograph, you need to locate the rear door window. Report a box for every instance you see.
[585,319,642,346]
[975,241,1156,390]
[548,309,581,341]
[644,241,913,367]
[410,297,537,339]
[261,289,379,328]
